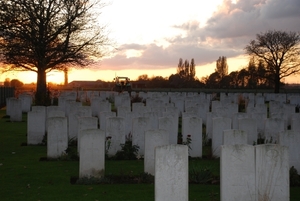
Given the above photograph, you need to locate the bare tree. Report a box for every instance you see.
[245,30,300,93]
[0,0,110,105]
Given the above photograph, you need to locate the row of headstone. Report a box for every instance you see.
[214,122,300,172]
[78,130,188,201]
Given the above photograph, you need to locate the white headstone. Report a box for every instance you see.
[264,118,285,143]
[155,144,188,201]
[9,98,22,122]
[291,114,300,131]
[238,118,257,145]
[212,117,231,157]
[99,111,116,130]
[132,117,151,156]
[279,130,300,171]
[255,144,289,201]
[221,145,255,201]
[47,117,68,158]
[143,111,160,130]
[159,116,178,145]
[182,116,202,157]
[144,129,169,175]
[79,129,105,178]
[105,117,126,156]
[223,129,247,145]
[27,108,46,144]
[77,117,98,152]
[19,94,32,113]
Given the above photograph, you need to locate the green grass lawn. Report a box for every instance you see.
[1,108,300,201]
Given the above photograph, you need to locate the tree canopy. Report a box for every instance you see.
[245,30,300,93]
[0,0,109,105]
[215,56,228,79]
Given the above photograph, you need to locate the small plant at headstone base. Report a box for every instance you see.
[264,137,277,144]
[182,134,192,156]
[290,166,300,187]
[63,137,79,161]
[114,132,140,160]
[256,133,265,145]
[202,132,211,146]
[189,166,215,184]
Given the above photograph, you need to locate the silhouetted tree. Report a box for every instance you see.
[148,76,168,88]
[137,74,149,81]
[0,0,110,105]
[189,58,196,81]
[4,78,10,87]
[215,56,228,79]
[205,72,221,88]
[168,74,182,88]
[176,58,196,87]
[10,79,24,88]
[245,30,300,93]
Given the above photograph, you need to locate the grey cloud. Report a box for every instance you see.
[203,0,300,39]
[261,0,300,19]
[99,0,300,71]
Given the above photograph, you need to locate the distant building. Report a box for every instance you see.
[67,80,112,89]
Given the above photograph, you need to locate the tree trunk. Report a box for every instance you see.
[274,70,280,93]
[35,68,48,105]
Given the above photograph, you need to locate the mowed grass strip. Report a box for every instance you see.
[1,109,300,201]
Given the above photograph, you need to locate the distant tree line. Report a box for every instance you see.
[135,56,284,89]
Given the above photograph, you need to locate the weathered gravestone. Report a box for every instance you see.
[144,129,169,175]
[255,144,289,201]
[155,144,188,201]
[159,116,178,145]
[132,117,152,156]
[19,93,32,113]
[264,118,285,143]
[221,144,256,201]
[27,107,46,145]
[182,116,202,157]
[8,98,22,122]
[279,130,300,172]
[238,118,257,145]
[291,114,300,131]
[47,117,68,158]
[79,129,105,178]
[77,117,98,152]
[221,144,289,201]
[105,117,126,156]
[223,129,247,145]
[212,117,231,157]
[98,111,116,130]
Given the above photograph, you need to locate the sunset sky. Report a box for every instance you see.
[1,0,300,84]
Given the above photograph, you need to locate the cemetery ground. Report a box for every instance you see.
[1,109,300,201]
